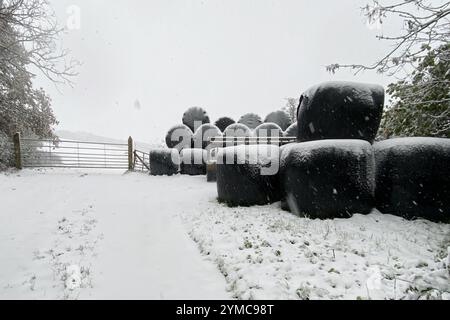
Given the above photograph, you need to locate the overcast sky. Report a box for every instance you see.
[36,0,404,143]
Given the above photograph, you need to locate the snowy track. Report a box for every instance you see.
[0,169,229,299]
[0,169,449,300]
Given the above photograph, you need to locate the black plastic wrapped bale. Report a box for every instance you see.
[180,148,207,175]
[214,117,235,132]
[264,111,292,131]
[284,122,298,138]
[374,138,450,223]
[279,144,293,212]
[222,123,251,146]
[297,81,384,143]
[238,113,262,130]
[280,140,375,219]
[149,149,180,176]
[206,161,217,182]
[165,124,193,151]
[193,124,222,150]
[254,123,283,141]
[216,145,281,206]
[182,107,210,133]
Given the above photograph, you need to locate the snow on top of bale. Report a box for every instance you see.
[297,81,385,143]
[214,117,236,132]
[303,81,384,104]
[284,122,298,137]
[254,122,283,137]
[150,148,181,162]
[182,106,210,132]
[193,124,222,149]
[264,110,292,131]
[165,124,193,151]
[238,113,262,130]
[151,147,179,155]
[374,137,450,223]
[149,148,181,175]
[218,144,279,166]
[374,137,450,151]
[223,123,252,137]
[166,123,193,135]
[280,139,372,168]
[180,148,207,164]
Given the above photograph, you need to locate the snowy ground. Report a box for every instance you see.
[0,169,229,300]
[0,169,449,300]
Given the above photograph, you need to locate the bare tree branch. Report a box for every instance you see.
[327,0,450,77]
[0,0,79,86]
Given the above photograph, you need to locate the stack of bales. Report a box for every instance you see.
[278,81,449,222]
[151,85,449,224]
[155,107,212,176]
[216,81,385,210]
[158,108,254,177]
[279,81,384,218]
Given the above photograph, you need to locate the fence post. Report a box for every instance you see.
[13,132,22,170]
[128,136,133,171]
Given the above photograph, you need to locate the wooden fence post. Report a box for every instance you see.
[128,136,133,171]
[13,132,22,170]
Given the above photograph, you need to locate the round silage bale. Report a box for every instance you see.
[180,148,207,175]
[221,123,252,147]
[182,107,210,133]
[214,117,236,132]
[238,113,262,130]
[374,137,450,223]
[165,124,193,151]
[193,124,222,150]
[264,110,292,131]
[149,148,180,176]
[284,122,298,138]
[254,122,283,140]
[216,144,281,206]
[297,81,384,143]
[280,140,375,219]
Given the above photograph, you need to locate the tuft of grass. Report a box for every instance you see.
[296,285,311,300]
[328,268,340,274]
[243,239,253,249]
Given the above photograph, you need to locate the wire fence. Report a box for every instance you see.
[20,138,130,169]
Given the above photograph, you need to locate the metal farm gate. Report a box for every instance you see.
[12,133,135,170]
[133,149,150,172]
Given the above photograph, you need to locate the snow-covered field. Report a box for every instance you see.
[0,169,228,300]
[0,169,449,300]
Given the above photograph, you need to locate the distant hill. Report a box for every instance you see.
[56,130,164,152]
